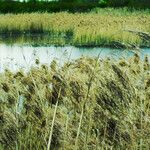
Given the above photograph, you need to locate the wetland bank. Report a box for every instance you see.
[0,8,150,47]
[0,1,150,149]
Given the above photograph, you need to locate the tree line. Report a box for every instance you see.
[0,0,149,13]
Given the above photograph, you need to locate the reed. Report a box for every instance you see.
[0,8,149,47]
[0,54,150,149]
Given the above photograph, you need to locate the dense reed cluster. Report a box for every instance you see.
[0,54,150,149]
[0,8,149,47]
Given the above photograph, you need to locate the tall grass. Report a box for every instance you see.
[0,8,149,47]
[0,54,150,149]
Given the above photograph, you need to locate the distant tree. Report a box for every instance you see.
[27,0,38,2]
[0,0,14,1]
[59,0,76,2]
[59,0,99,2]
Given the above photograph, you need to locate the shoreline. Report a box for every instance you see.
[0,9,149,48]
[0,33,149,48]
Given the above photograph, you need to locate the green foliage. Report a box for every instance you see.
[108,0,150,8]
[0,1,101,13]
[0,0,149,14]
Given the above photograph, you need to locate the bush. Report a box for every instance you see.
[108,0,150,8]
[0,1,101,13]
[0,0,149,14]
[108,0,129,7]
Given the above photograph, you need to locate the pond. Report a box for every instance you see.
[0,44,150,72]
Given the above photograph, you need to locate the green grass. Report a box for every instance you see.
[0,8,149,47]
[0,54,150,149]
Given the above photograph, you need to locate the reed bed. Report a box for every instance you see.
[0,8,149,47]
[0,53,150,149]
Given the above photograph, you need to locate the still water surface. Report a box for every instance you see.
[0,44,149,72]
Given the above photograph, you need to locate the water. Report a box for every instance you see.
[0,44,149,72]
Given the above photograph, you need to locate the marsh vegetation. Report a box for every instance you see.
[0,1,150,149]
[0,8,150,47]
[0,54,150,150]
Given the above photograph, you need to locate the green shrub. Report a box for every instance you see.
[108,0,129,7]
[108,0,150,8]
[0,1,101,13]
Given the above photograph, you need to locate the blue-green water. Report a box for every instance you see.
[0,44,149,72]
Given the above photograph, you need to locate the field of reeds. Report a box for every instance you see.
[0,53,150,149]
[0,8,150,47]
